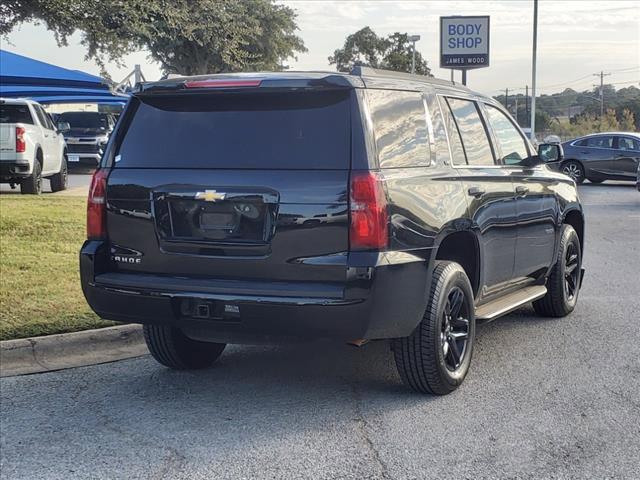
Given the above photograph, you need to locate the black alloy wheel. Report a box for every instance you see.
[441,287,471,371]
[564,241,580,302]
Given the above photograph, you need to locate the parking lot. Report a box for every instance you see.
[0,182,638,480]
[0,172,91,196]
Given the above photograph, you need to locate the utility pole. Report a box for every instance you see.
[525,85,529,127]
[134,64,142,84]
[505,88,509,109]
[514,95,519,125]
[593,70,611,125]
[529,0,538,142]
[408,35,421,74]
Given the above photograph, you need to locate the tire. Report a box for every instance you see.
[561,161,585,184]
[533,224,582,317]
[588,178,604,184]
[392,261,476,395]
[143,324,226,370]
[20,160,42,195]
[49,155,68,192]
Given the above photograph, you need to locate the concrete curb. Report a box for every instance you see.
[0,325,146,378]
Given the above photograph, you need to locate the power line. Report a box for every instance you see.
[609,80,640,86]
[537,73,595,90]
[607,66,640,73]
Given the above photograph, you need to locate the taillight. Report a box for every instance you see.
[87,168,109,239]
[15,127,26,153]
[349,171,388,250]
[184,79,262,89]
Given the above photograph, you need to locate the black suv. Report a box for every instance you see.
[57,111,116,168]
[80,68,585,395]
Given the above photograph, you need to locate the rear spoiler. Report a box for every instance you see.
[136,74,363,95]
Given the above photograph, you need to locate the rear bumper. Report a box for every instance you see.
[80,241,433,343]
[0,160,32,179]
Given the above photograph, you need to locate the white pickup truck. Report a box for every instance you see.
[0,98,68,194]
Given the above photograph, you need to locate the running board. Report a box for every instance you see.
[475,285,547,322]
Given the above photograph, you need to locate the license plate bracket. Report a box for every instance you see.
[199,211,238,231]
[179,299,241,322]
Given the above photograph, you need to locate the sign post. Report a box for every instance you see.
[440,16,490,85]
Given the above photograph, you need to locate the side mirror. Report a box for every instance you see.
[538,143,564,163]
[57,122,71,133]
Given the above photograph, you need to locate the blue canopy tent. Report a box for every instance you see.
[0,50,128,104]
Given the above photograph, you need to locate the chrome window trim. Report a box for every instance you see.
[422,96,435,166]
[436,95,455,167]
[570,136,615,150]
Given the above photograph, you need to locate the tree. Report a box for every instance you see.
[494,84,640,133]
[329,27,431,76]
[0,0,306,77]
[615,97,640,131]
[535,111,553,131]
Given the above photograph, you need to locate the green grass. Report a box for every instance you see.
[0,196,115,340]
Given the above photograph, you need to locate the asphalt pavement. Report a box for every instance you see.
[0,172,91,195]
[1,182,639,480]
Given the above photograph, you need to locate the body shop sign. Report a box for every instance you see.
[440,16,490,69]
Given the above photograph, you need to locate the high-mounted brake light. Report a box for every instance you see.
[87,168,109,239]
[349,172,388,250]
[184,79,262,89]
[15,126,26,153]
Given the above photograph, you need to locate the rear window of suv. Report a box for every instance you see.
[115,90,351,169]
[0,104,33,124]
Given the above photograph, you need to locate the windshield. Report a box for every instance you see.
[58,112,110,129]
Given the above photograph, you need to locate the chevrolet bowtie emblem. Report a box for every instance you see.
[195,190,226,202]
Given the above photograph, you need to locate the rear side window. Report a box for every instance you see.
[116,91,351,169]
[367,90,429,168]
[0,104,33,124]
[445,97,495,167]
[617,137,640,151]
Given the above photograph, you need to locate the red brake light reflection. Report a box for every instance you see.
[184,79,262,89]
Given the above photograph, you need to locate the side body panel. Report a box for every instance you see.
[455,167,517,295]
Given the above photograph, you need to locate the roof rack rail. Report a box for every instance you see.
[350,65,459,88]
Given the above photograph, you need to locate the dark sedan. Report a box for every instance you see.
[560,132,640,184]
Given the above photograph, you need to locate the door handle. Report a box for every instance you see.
[467,186,485,198]
[515,186,529,196]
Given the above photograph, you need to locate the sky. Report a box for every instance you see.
[1,0,638,97]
